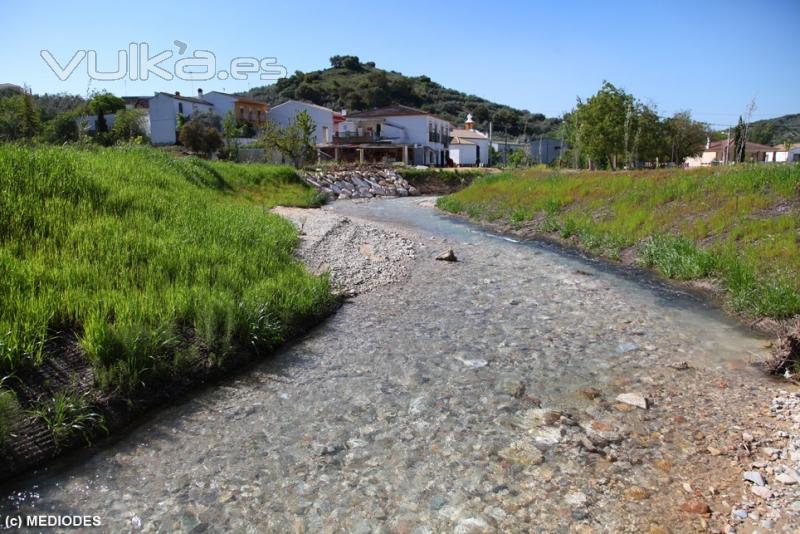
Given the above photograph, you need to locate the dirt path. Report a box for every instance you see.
[2,198,798,533]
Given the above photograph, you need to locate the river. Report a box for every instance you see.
[1,198,779,533]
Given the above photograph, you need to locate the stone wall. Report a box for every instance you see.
[300,167,419,200]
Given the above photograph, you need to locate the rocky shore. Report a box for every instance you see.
[300,167,420,201]
[272,206,418,296]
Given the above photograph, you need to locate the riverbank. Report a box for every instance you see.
[0,145,336,479]
[436,165,800,340]
[4,197,799,533]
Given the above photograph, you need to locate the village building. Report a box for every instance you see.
[685,139,783,167]
[147,91,215,145]
[203,90,268,127]
[322,105,451,166]
[765,143,800,163]
[267,100,342,146]
[449,114,489,166]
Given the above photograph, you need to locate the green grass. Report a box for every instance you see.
[27,390,106,446]
[437,165,800,320]
[0,145,335,396]
[396,167,487,185]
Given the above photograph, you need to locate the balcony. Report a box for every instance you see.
[333,132,380,145]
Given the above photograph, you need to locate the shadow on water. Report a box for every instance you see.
[0,332,320,502]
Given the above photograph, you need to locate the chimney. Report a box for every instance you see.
[465,113,475,131]
[174,91,180,97]
[197,88,203,99]
[705,136,710,150]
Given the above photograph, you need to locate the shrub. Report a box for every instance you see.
[44,111,80,144]
[180,119,222,155]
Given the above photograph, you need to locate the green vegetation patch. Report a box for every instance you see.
[0,145,334,396]
[437,165,800,319]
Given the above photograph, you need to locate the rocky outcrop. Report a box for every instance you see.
[300,167,419,200]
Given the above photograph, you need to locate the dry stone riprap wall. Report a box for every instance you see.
[300,168,419,201]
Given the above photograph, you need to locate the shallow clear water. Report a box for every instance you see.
[0,198,770,533]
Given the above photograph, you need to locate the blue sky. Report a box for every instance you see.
[1,0,797,126]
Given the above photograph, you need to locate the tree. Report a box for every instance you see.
[295,82,323,103]
[473,104,490,125]
[663,111,708,164]
[179,113,222,156]
[259,110,316,168]
[96,108,108,133]
[44,111,80,144]
[110,108,148,143]
[88,92,125,114]
[329,55,361,70]
[0,92,41,141]
[221,110,243,160]
[634,103,668,165]
[733,116,745,163]
[20,90,41,139]
[507,148,532,167]
[34,92,85,122]
[572,82,633,169]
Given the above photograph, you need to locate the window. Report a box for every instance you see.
[322,126,329,143]
[178,102,183,114]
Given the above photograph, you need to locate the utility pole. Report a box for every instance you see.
[724,128,731,165]
[488,121,493,166]
[538,134,544,164]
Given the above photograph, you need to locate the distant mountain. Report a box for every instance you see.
[242,56,561,138]
[744,113,800,146]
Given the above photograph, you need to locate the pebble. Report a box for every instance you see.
[751,486,773,500]
[743,471,766,486]
[494,375,526,398]
[624,486,650,501]
[498,441,544,466]
[565,491,588,507]
[616,393,649,410]
[679,499,711,515]
[459,358,488,369]
[454,516,491,534]
[732,508,748,521]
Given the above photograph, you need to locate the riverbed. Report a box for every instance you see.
[1,197,795,533]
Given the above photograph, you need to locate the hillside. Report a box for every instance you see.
[740,113,800,146]
[244,55,561,137]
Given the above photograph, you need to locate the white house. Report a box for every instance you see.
[449,114,489,166]
[267,100,338,146]
[148,92,215,145]
[765,143,800,163]
[333,105,452,166]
